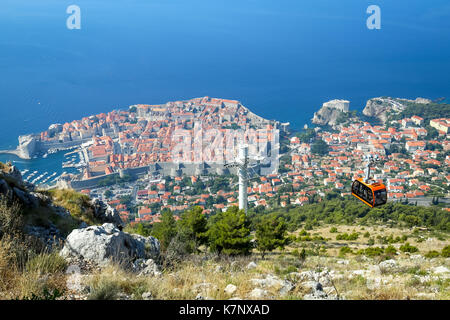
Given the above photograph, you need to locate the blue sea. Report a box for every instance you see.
[1,0,450,174]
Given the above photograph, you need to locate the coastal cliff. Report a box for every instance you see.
[362,97,432,124]
[311,99,350,128]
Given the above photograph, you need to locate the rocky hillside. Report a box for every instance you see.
[0,161,123,246]
[311,100,350,128]
[0,160,161,300]
[362,97,432,124]
[31,224,450,301]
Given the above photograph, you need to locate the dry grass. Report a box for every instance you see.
[2,247,448,300]
[46,189,98,225]
[77,251,449,301]
[0,197,24,236]
[0,238,68,300]
[73,223,450,301]
[0,239,18,297]
[1,220,448,300]
[84,256,266,300]
[0,195,69,300]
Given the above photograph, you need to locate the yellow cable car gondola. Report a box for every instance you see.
[351,154,387,208]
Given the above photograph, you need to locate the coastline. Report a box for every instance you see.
[0,149,26,159]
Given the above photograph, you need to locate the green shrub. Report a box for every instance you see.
[88,280,120,300]
[298,229,309,236]
[304,221,314,230]
[291,248,307,261]
[406,266,427,276]
[357,247,384,257]
[300,248,307,260]
[339,246,353,256]
[441,245,450,258]
[297,235,312,242]
[400,242,419,253]
[22,288,64,300]
[424,250,440,259]
[336,232,359,241]
[350,275,366,286]
[330,227,338,233]
[252,199,450,233]
[384,245,397,256]
[283,265,298,275]
[363,231,370,238]
[124,222,152,237]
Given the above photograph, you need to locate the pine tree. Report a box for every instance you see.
[151,209,177,252]
[178,206,208,251]
[255,215,288,259]
[207,206,252,255]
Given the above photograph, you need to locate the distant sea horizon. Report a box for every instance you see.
[1,0,450,173]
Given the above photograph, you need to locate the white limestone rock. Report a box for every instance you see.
[249,288,268,299]
[133,258,161,277]
[60,223,160,267]
[89,198,123,227]
[192,282,218,296]
[142,292,153,300]
[312,100,350,127]
[432,266,449,274]
[224,284,237,295]
[379,259,398,273]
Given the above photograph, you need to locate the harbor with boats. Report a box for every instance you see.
[0,147,86,189]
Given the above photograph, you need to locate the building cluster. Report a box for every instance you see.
[288,116,450,201]
[36,97,277,179]
[79,112,449,225]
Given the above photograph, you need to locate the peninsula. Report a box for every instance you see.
[3,97,289,189]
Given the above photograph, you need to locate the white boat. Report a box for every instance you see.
[26,172,37,179]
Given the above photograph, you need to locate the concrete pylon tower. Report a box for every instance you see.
[225,143,257,215]
[237,144,249,213]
